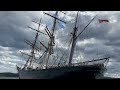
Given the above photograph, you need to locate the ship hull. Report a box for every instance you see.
[18,64,105,79]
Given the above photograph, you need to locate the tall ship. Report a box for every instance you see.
[16,11,110,79]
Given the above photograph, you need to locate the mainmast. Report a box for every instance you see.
[44,11,66,55]
[68,11,79,66]
[43,11,66,68]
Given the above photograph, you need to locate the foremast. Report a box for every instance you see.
[21,18,46,69]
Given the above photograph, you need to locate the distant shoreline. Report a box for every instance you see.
[0,72,18,77]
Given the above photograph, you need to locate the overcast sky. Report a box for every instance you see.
[0,11,120,78]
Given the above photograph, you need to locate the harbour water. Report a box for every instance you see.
[0,77,19,79]
[0,76,115,79]
[1,75,117,79]
[0,65,119,79]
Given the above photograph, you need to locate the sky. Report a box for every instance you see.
[0,11,120,78]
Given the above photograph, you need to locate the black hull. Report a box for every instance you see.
[18,64,105,79]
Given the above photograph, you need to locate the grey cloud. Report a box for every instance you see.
[0,11,120,77]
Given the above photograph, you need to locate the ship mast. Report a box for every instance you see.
[22,18,46,69]
[44,11,58,55]
[28,18,42,67]
[68,11,98,66]
[43,11,66,68]
[68,11,79,66]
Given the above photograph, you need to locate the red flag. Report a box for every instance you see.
[98,19,109,23]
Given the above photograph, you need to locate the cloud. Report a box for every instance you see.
[0,11,120,78]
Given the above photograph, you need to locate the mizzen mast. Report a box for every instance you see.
[68,11,79,66]
[68,11,98,66]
